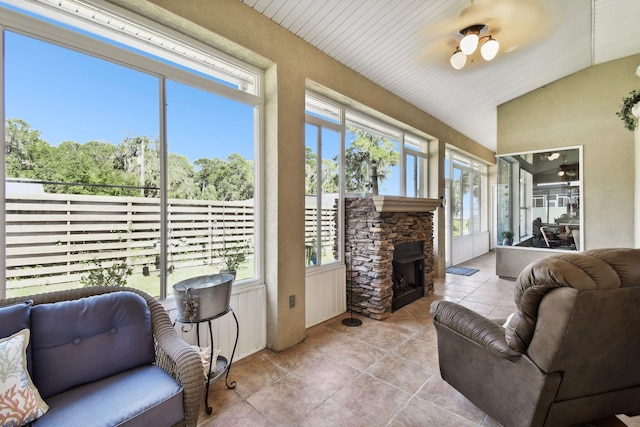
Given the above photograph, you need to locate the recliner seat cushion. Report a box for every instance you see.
[30,292,155,398]
[32,365,184,427]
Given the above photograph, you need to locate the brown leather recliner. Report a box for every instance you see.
[430,248,640,427]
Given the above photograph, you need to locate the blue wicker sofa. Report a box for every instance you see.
[0,287,203,427]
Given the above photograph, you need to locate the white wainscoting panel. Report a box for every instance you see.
[473,231,490,257]
[452,232,490,266]
[305,264,346,328]
[171,283,266,362]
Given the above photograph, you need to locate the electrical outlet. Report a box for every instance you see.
[289,294,296,308]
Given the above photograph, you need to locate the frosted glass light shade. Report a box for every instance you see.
[481,37,499,61]
[460,33,479,55]
[450,50,467,70]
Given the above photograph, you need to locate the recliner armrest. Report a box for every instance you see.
[431,300,521,361]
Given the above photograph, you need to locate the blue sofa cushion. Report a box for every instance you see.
[0,300,33,370]
[0,300,31,339]
[32,365,184,427]
[31,291,155,398]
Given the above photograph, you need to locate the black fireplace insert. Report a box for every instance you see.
[392,241,424,311]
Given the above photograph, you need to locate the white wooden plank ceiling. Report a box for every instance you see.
[240,0,640,151]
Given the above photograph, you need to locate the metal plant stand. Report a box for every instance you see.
[175,306,239,414]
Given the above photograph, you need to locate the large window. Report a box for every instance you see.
[343,112,427,197]
[445,150,488,237]
[497,147,582,250]
[1,1,262,298]
[404,135,428,198]
[304,93,430,268]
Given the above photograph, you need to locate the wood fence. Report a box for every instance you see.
[6,193,338,291]
[6,193,254,291]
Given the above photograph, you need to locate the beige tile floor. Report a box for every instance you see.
[197,251,640,427]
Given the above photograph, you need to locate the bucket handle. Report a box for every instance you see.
[179,286,198,332]
[174,283,189,292]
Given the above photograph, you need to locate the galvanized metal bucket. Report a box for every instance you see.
[173,273,234,322]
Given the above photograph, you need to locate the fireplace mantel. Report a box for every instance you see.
[369,196,441,213]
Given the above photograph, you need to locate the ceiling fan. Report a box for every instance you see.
[422,0,556,70]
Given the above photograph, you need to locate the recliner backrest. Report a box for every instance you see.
[506,248,640,401]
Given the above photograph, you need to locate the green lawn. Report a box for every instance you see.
[6,262,255,299]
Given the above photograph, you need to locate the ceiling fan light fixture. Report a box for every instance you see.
[460,33,478,55]
[450,48,467,70]
[480,36,499,61]
[459,24,484,55]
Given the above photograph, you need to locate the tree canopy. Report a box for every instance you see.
[5,118,254,201]
[304,127,400,195]
[344,127,399,193]
[7,119,400,201]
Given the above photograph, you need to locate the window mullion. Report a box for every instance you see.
[159,76,168,299]
[315,128,323,265]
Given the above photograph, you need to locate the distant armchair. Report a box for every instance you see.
[431,248,640,427]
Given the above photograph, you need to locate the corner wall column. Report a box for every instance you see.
[634,102,640,248]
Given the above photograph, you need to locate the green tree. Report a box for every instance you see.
[304,147,317,194]
[344,127,399,193]
[305,147,348,194]
[194,157,219,199]
[198,154,254,201]
[5,118,48,178]
[321,158,339,193]
[168,153,199,199]
[36,140,138,196]
[115,136,151,196]
[4,119,255,201]
[137,138,161,198]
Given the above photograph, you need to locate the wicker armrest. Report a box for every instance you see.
[431,300,521,361]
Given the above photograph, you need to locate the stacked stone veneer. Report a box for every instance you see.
[345,197,434,320]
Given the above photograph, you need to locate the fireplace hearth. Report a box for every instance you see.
[345,196,440,320]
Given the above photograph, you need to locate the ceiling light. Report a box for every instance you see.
[450,48,467,70]
[480,36,499,61]
[450,23,499,70]
[547,152,560,161]
[459,24,483,55]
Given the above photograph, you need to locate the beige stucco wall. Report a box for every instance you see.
[108,0,493,351]
[498,54,640,251]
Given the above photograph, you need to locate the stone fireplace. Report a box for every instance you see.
[345,196,440,320]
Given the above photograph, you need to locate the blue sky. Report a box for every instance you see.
[5,30,255,163]
[5,15,404,194]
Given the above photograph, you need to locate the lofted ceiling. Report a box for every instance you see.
[239,0,640,152]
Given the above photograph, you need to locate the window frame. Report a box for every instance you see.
[0,1,264,299]
[304,94,345,269]
[496,146,583,250]
[446,148,489,238]
[304,91,431,269]
[343,106,430,198]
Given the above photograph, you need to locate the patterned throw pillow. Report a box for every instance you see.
[0,329,48,426]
